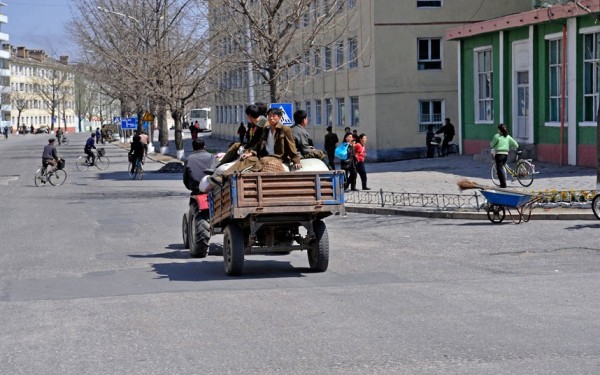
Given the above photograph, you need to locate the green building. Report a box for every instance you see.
[447,0,599,167]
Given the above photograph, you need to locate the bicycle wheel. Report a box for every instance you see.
[34,168,46,187]
[96,156,110,170]
[516,161,534,187]
[49,169,67,186]
[128,162,136,179]
[63,137,69,145]
[490,164,504,187]
[135,162,144,180]
[76,156,90,171]
[592,195,600,220]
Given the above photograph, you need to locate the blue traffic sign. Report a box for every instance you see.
[113,116,121,124]
[270,103,293,125]
[121,117,137,129]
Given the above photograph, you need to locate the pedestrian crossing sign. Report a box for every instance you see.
[270,103,293,125]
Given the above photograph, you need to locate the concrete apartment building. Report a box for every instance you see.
[209,0,531,161]
[9,46,76,133]
[0,2,10,130]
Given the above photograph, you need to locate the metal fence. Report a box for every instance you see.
[344,189,597,211]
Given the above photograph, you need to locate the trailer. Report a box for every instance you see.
[209,170,346,276]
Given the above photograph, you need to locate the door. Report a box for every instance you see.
[515,71,529,139]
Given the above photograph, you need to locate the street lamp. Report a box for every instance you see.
[97,6,156,154]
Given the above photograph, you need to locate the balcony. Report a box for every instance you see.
[0,15,7,24]
[0,50,8,59]
[0,68,8,77]
[0,32,8,43]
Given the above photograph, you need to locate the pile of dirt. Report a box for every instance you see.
[156,162,184,173]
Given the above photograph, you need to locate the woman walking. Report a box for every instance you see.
[340,132,357,191]
[354,133,370,190]
[490,124,519,188]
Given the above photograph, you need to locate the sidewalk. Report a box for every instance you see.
[148,132,598,221]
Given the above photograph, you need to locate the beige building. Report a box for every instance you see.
[10,46,76,133]
[0,2,9,130]
[210,1,531,161]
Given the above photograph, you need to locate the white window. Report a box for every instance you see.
[583,32,600,122]
[336,97,345,126]
[548,38,567,122]
[315,99,322,125]
[348,37,358,68]
[335,41,344,69]
[418,38,442,70]
[419,100,444,132]
[324,46,332,70]
[313,48,321,75]
[475,48,494,122]
[325,98,333,127]
[305,101,312,124]
[350,97,359,127]
[347,0,357,8]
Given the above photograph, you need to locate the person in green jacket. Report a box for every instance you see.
[490,123,519,188]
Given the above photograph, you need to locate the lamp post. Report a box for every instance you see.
[97,6,156,153]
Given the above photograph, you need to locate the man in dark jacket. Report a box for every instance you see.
[183,138,214,194]
[42,138,59,172]
[436,118,455,157]
[129,135,146,174]
[84,133,96,165]
[324,125,339,170]
[217,103,267,166]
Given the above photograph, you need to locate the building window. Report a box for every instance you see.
[324,46,332,70]
[325,98,333,127]
[475,48,493,122]
[348,37,358,68]
[417,38,442,70]
[419,100,444,132]
[305,100,312,124]
[417,0,442,7]
[350,97,359,127]
[336,97,345,126]
[335,41,344,69]
[315,99,322,125]
[313,48,321,75]
[347,0,357,8]
[584,32,600,122]
[548,38,567,122]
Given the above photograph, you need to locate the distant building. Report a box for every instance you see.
[0,2,10,130]
[208,0,531,161]
[9,46,76,133]
[447,0,600,167]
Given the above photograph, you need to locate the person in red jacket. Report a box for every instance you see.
[354,133,370,190]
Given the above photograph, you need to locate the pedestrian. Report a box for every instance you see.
[352,129,359,142]
[237,122,247,144]
[291,110,327,163]
[3,126,8,140]
[190,121,200,141]
[340,132,357,191]
[435,118,455,156]
[354,133,370,190]
[30,125,34,134]
[95,127,101,143]
[490,123,519,188]
[324,125,339,170]
[56,128,64,145]
[425,124,438,158]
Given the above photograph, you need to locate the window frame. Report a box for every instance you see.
[474,47,494,124]
[416,0,442,8]
[417,37,442,70]
[418,100,444,133]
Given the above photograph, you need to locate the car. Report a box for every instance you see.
[35,126,49,134]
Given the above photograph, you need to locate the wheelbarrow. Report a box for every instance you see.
[480,189,543,224]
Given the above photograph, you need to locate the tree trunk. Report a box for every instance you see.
[159,107,169,149]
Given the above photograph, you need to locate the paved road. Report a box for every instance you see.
[0,133,599,374]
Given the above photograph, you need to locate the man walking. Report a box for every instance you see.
[324,126,339,170]
[436,118,455,157]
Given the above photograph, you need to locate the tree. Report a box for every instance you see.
[69,0,211,157]
[11,91,29,130]
[32,67,69,131]
[211,0,357,103]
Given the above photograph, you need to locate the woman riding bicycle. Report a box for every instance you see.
[491,124,519,188]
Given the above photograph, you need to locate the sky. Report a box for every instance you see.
[3,0,75,58]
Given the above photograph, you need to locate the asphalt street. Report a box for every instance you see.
[0,132,599,374]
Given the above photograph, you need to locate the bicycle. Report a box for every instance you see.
[34,159,67,187]
[60,134,69,145]
[592,194,600,220]
[128,158,144,180]
[490,150,535,187]
[76,148,110,171]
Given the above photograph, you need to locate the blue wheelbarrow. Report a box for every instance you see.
[480,189,543,224]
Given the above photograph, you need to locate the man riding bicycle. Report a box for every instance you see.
[84,132,96,165]
[129,135,146,174]
[42,138,59,174]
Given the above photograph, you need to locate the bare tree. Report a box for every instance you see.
[211,0,357,103]
[32,68,69,131]
[11,91,29,130]
[69,0,211,156]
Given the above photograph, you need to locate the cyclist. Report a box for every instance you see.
[129,135,146,174]
[42,138,59,176]
[84,132,96,165]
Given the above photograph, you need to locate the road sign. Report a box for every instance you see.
[142,112,154,122]
[270,103,293,125]
[113,116,121,124]
[121,117,137,129]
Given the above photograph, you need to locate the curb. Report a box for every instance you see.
[345,205,597,221]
